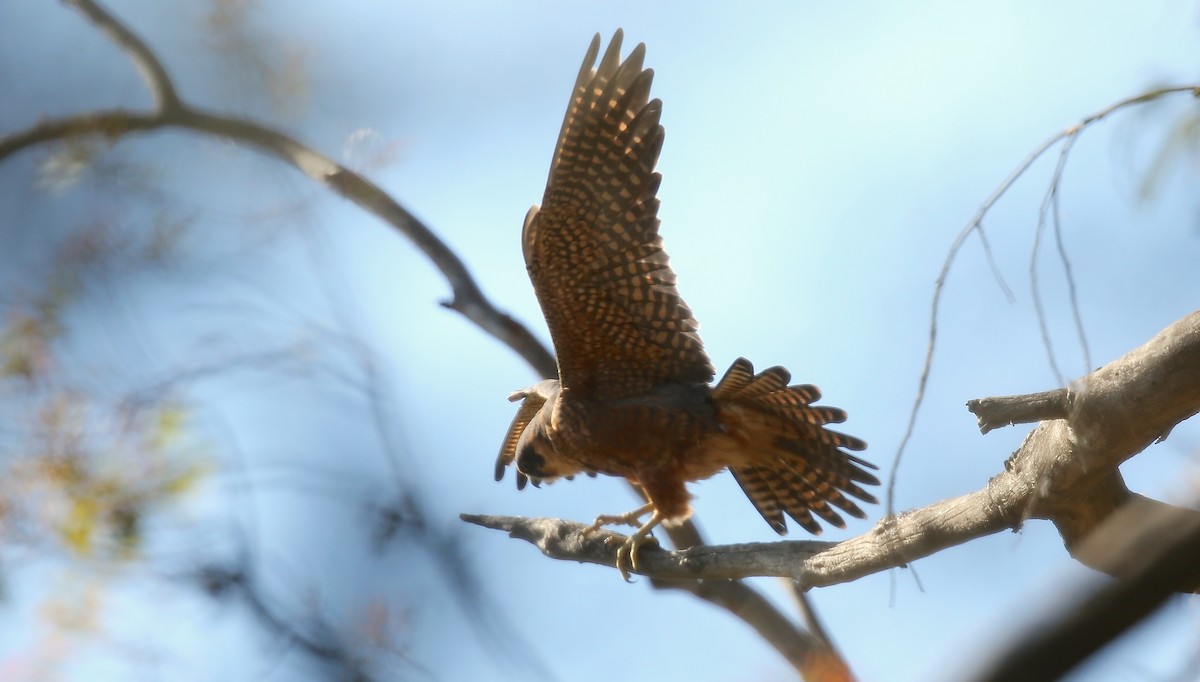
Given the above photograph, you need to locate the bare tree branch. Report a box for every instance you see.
[786,582,852,678]
[187,562,376,679]
[650,577,849,679]
[0,100,555,383]
[1069,493,1200,592]
[968,499,1200,682]
[467,309,1200,592]
[462,485,1007,587]
[886,84,1200,514]
[651,518,851,678]
[63,0,182,111]
[966,388,1069,434]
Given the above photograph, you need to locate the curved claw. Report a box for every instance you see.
[580,503,667,580]
[614,531,659,581]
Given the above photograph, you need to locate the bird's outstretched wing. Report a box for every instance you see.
[522,30,714,399]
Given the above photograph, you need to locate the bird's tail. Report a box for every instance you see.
[712,357,878,535]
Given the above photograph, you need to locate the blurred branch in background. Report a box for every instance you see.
[1,0,544,679]
[969,497,1200,682]
[0,0,840,679]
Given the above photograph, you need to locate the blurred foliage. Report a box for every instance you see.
[2,354,209,561]
[1140,102,1200,205]
[0,4,483,679]
[204,0,311,119]
[1,307,60,382]
[37,137,102,195]
[0,111,217,675]
[342,128,406,174]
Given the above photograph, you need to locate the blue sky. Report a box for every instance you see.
[1,1,1199,681]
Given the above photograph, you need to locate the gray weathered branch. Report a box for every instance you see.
[467,309,1200,590]
[966,388,1068,433]
[968,497,1200,682]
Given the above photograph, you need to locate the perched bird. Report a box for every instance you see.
[495,30,878,579]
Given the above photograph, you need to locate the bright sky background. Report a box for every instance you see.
[1,1,1199,681]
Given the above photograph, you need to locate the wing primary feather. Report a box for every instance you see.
[524,30,715,398]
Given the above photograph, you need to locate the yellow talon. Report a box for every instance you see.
[583,504,665,581]
[614,531,659,581]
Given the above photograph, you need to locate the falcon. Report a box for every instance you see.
[495,30,878,579]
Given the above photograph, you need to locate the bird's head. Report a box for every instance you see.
[496,379,583,488]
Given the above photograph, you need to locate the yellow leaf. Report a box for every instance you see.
[151,404,188,450]
[63,497,98,556]
[163,460,209,496]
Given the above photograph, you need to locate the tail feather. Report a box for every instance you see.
[763,464,824,534]
[711,357,756,398]
[729,465,787,534]
[774,437,879,486]
[716,357,878,536]
[712,358,794,401]
[776,455,869,520]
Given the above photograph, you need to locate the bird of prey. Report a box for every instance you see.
[495,30,878,579]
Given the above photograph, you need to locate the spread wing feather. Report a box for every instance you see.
[523,30,714,399]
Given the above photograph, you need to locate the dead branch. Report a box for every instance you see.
[468,309,1200,591]
[886,84,1200,514]
[966,388,1069,433]
[647,577,850,679]
[968,498,1200,682]
[462,483,1009,587]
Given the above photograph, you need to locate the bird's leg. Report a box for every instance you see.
[584,501,655,532]
[582,502,664,580]
[613,508,666,581]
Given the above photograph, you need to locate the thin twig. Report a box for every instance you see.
[1051,143,1092,375]
[1031,136,1075,385]
[184,561,376,678]
[788,583,830,642]
[652,577,840,677]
